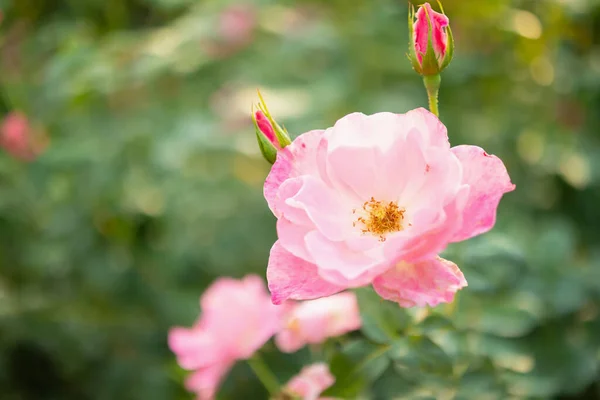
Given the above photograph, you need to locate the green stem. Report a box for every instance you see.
[422,74,441,117]
[247,354,280,396]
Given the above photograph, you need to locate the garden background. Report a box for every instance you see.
[1,0,599,399]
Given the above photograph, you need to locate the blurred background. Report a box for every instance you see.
[0,0,599,399]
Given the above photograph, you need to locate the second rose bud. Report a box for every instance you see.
[408,2,454,76]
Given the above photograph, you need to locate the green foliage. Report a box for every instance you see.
[1,0,599,399]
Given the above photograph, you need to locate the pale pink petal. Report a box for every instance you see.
[305,231,389,285]
[285,363,335,400]
[276,178,314,226]
[399,145,462,211]
[325,145,385,201]
[378,128,428,201]
[277,217,314,262]
[168,327,220,370]
[264,130,325,217]
[283,175,350,241]
[199,275,282,358]
[184,360,234,400]
[451,145,515,241]
[267,241,345,305]
[275,325,309,353]
[325,112,379,150]
[384,185,469,263]
[275,292,361,353]
[372,257,467,308]
[403,108,449,149]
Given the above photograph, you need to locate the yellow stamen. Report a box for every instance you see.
[353,197,405,241]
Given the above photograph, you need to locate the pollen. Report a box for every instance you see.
[353,197,405,241]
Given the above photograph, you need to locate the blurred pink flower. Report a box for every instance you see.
[218,4,256,45]
[265,108,515,307]
[413,3,450,66]
[276,292,361,353]
[283,363,335,400]
[1,112,45,161]
[168,275,283,400]
[202,4,256,58]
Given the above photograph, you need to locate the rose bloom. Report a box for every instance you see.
[283,363,335,400]
[413,2,450,67]
[168,275,282,400]
[265,108,514,307]
[276,292,361,353]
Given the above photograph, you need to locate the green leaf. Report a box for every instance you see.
[323,340,391,398]
[372,365,416,399]
[455,359,507,400]
[355,287,411,344]
[417,314,454,334]
[390,336,453,377]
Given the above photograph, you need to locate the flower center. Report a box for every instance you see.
[353,197,405,241]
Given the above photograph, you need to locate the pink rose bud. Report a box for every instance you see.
[275,292,361,353]
[253,90,292,164]
[168,275,283,400]
[255,110,279,148]
[409,2,454,76]
[282,363,335,400]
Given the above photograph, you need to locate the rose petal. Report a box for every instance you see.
[305,231,389,285]
[168,327,220,370]
[284,363,335,400]
[451,145,515,242]
[373,256,467,308]
[264,129,325,217]
[414,3,449,63]
[184,360,234,400]
[283,175,351,241]
[403,108,450,149]
[384,185,469,263]
[275,292,361,353]
[267,241,344,304]
[277,217,314,262]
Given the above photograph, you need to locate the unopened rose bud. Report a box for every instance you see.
[252,91,291,164]
[408,2,454,76]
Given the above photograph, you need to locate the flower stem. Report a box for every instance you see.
[422,74,441,117]
[247,354,280,396]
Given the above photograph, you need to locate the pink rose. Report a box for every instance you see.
[276,292,361,353]
[265,108,515,307]
[1,112,45,161]
[283,363,335,400]
[409,2,453,75]
[168,275,283,400]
